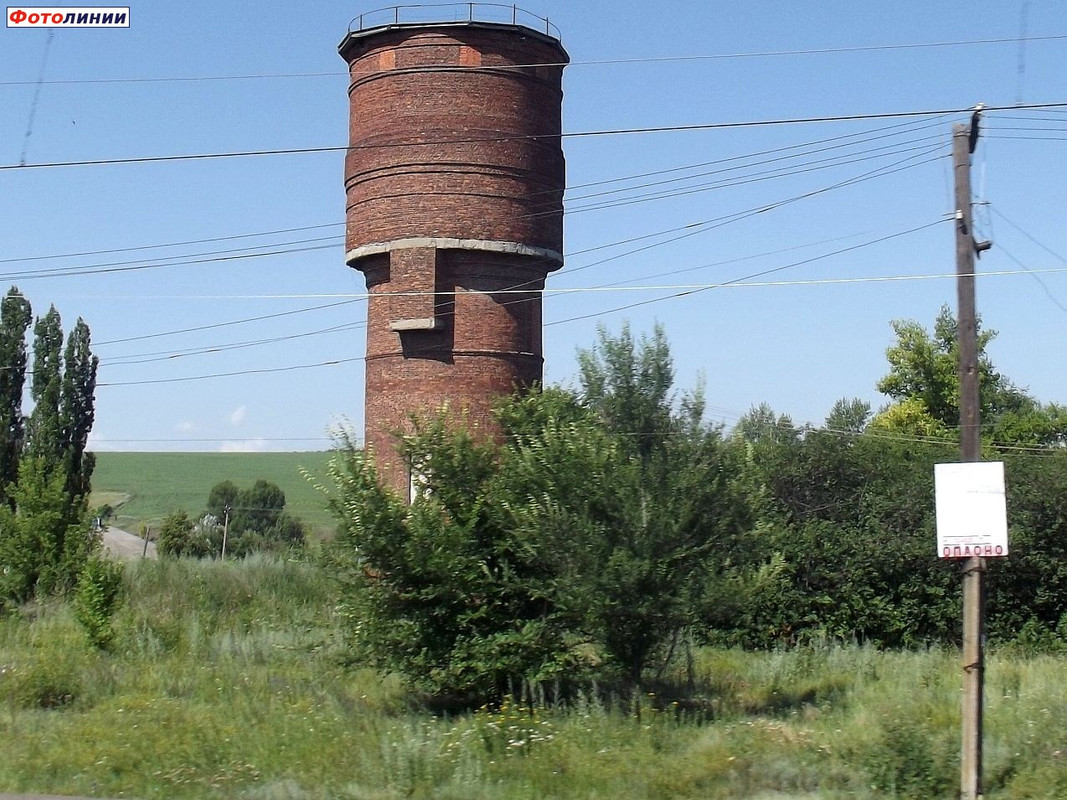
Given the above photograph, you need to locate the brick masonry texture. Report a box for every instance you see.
[339,22,568,495]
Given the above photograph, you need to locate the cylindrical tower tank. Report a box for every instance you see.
[339,6,568,495]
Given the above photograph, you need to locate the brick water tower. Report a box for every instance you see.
[339,5,568,495]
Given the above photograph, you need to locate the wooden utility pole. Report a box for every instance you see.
[954,111,990,800]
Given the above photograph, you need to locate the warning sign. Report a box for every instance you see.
[934,461,1008,559]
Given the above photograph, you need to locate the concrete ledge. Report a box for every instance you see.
[390,318,439,331]
[346,237,563,267]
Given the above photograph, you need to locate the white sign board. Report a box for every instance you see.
[934,461,1008,558]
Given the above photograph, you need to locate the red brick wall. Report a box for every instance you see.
[341,26,567,252]
[340,23,567,495]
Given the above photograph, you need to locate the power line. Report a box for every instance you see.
[4,34,1067,86]
[346,123,948,222]
[2,144,346,171]
[545,218,948,327]
[563,140,944,216]
[104,321,364,366]
[81,151,947,408]
[564,123,947,203]
[2,133,931,279]
[562,115,950,196]
[95,265,1067,303]
[95,220,949,383]
[985,114,1067,123]
[95,437,334,444]
[990,205,1067,265]
[96,228,890,366]
[94,149,947,368]
[84,130,948,357]
[560,149,946,282]
[984,134,1067,142]
[0,222,345,265]
[96,355,364,387]
[599,231,877,288]
[6,139,924,283]
[86,211,732,347]
[1,116,946,268]
[49,135,932,277]
[362,144,947,308]
[4,103,1063,172]
[94,298,363,346]
[987,205,1067,317]
[88,420,1066,457]
[708,407,1065,455]
[993,245,1067,316]
[795,424,1067,456]
[0,240,342,282]
[342,137,946,226]
[987,125,1067,132]
[27,135,949,379]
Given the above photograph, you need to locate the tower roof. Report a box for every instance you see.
[339,4,565,59]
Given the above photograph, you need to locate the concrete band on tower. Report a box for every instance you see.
[338,8,568,496]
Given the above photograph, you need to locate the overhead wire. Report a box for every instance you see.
[563,118,949,203]
[97,228,883,364]
[983,133,1067,142]
[87,410,1067,456]
[986,205,1067,317]
[346,135,946,225]
[0,222,346,265]
[8,117,947,349]
[120,144,945,291]
[3,103,1062,173]
[565,136,934,207]
[0,239,342,282]
[49,128,938,281]
[697,408,1065,455]
[993,246,1067,316]
[544,218,948,327]
[3,33,1066,86]
[95,217,950,383]
[96,355,364,387]
[2,115,948,272]
[85,418,1066,457]
[2,142,943,349]
[768,422,1066,456]
[0,105,1029,405]
[103,321,366,366]
[96,266,1067,303]
[985,114,1067,123]
[93,436,334,444]
[2,41,1057,445]
[561,119,948,205]
[990,205,1067,265]
[94,298,363,346]
[596,231,878,289]
[562,139,944,216]
[93,145,950,369]
[986,125,1067,132]
[563,115,942,193]
[555,146,947,286]
[9,135,953,441]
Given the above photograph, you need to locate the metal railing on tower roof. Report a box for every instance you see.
[349,3,561,40]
